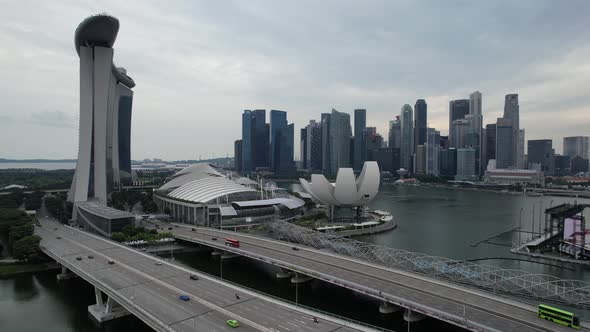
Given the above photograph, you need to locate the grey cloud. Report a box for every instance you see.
[27,110,77,128]
[0,0,589,159]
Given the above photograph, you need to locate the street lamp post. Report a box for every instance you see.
[295,273,300,306]
[519,208,523,246]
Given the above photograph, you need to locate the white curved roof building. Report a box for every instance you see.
[154,163,304,226]
[159,163,258,203]
[299,161,380,207]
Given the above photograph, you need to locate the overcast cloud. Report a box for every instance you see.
[0,0,589,160]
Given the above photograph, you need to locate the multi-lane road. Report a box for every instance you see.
[168,224,589,332]
[35,216,379,332]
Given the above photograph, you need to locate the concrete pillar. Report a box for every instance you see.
[290,274,313,284]
[88,287,130,323]
[403,309,425,322]
[276,268,295,279]
[221,252,238,260]
[57,265,75,281]
[379,302,401,314]
[95,287,104,307]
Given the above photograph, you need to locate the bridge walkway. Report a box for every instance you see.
[169,224,589,332]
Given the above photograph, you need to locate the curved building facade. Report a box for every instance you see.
[69,14,135,208]
[154,163,304,226]
[299,161,380,207]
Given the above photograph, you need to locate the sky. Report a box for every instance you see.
[0,0,589,160]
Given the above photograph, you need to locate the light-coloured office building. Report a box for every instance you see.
[563,136,590,160]
[484,169,544,186]
[426,128,440,176]
[456,148,477,181]
[503,94,521,168]
[327,109,352,177]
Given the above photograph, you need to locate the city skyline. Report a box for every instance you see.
[1,1,589,160]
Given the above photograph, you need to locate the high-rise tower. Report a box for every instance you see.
[414,99,427,152]
[353,109,367,171]
[503,94,520,168]
[400,104,414,171]
[69,15,136,206]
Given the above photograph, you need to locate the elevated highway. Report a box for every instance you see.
[35,217,380,332]
[167,224,589,332]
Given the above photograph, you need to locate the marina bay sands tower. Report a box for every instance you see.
[69,15,135,207]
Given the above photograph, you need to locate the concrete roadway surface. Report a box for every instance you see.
[167,224,590,332]
[35,216,374,332]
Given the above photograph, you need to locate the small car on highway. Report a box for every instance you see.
[226,319,240,328]
[155,262,163,266]
[179,295,190,301]
[107,260,115,265]
[76,256,82,261]
[189,274,199,280]
[87,255,94,259]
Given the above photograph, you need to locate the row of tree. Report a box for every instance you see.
[0,190,44,210]
[45,193,72,223]
[0,169,74,191]
[110,225,173,243]
[0,209,41,261]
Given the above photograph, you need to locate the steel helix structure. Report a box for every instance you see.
[269,221,590,309]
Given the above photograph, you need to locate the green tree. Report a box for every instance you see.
[0,208,30,232]
[9,222,34,248]
[12,235,41,261]
[111,232,126,242]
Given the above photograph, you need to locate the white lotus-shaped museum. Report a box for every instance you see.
[299,161,380,206]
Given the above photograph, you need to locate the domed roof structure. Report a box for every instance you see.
[299,161,380,206]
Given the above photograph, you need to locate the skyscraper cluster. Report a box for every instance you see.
[234,93,589,180]
[235,109,295,176]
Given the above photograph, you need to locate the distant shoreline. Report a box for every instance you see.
[0,159,76,163]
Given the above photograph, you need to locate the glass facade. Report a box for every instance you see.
[118,94,133,185]
[328,109,352,177]
[353,109,366,171]
[241,110,253,172]
[252,109,267,168]
[495,118,514,169]
[270,110,287,171]
[414,99,427,150]
[400,104,414,171]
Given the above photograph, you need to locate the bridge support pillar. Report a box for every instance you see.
[276,268,294,279]
[88,287,130,323]
[379,302,401,314]
[290,273,313,284]
[221,252,238,260]
[56,265,75,281]
[403,309,425,322]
